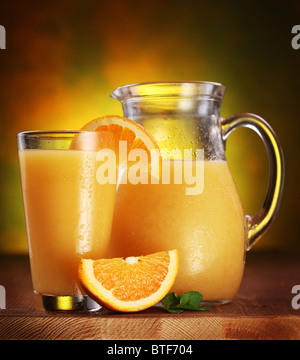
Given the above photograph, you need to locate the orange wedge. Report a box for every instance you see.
[70,130,116,151]
[80,115,160,163]
[78,250,179,312]
[71,115,161,181]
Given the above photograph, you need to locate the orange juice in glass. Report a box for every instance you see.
[17,131,116,311]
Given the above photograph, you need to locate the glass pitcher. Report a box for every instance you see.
[109,81,284,305]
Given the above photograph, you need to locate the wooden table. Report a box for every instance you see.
[0,251,299,340]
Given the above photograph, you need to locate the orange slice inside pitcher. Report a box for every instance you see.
[78,250,179,312]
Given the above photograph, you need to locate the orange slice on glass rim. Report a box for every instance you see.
[82,115,159,161]
[78,249,179,312]
[71,115,161,179]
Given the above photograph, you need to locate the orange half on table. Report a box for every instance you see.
[78,249,179,312]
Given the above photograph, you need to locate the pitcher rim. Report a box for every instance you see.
[110,81,226,101]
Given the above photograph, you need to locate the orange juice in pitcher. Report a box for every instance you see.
[110,158,245,302]
[109,81,284,304]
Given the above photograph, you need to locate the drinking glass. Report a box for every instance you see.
[18,131,116,311]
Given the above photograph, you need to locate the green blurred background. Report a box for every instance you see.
[0,0,299,254]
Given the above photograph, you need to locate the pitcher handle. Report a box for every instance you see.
[221,113,285,251]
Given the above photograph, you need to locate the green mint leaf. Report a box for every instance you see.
[179,291,203,310]
[162,292,180,312]
[196,306,211,311]
[166,307,184,314]
[162,291,210,313]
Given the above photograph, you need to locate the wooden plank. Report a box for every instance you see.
[223,316,300,340]
[1,313,299,340]
[160,316,222,340]
[0,311,221,340]
[0,252,299,340]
